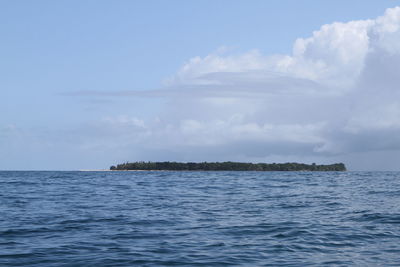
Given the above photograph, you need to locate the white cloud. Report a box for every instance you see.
[146,6,400,161]
[65,6,400,169]
[6,6,400,170]
[168,49,270,86]
[170,19,374,90]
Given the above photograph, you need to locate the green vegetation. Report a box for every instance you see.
[110,161,346,171]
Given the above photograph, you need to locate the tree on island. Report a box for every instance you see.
[110,161,346,171]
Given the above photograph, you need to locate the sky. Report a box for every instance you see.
[1,0,400,170]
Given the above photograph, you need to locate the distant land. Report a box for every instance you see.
[110,162,346,171]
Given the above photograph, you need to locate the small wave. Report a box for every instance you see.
[351,212,400,224]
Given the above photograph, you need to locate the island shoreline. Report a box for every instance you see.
[109,161,347,172]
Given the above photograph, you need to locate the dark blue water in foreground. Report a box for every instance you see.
[1,171,400,266]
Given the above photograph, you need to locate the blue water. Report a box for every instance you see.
[1,171,400,266]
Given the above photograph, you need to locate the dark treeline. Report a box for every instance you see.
[110,161,346,171]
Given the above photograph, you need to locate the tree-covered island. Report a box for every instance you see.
[110,161,346,171]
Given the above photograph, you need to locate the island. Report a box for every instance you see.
[110,161,346,171]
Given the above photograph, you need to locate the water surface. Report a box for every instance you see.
[1,171,400,266]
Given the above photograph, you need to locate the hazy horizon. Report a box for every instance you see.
[2,1,400,171]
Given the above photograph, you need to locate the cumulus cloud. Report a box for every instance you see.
[140,6,400,163]
[168,19,373,89]
[27,6,400,170]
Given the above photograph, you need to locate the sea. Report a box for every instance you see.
[1,171,400,266]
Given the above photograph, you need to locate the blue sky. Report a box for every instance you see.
[1,1,400,170]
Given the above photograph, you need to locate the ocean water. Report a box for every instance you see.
[1,171,400,266]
